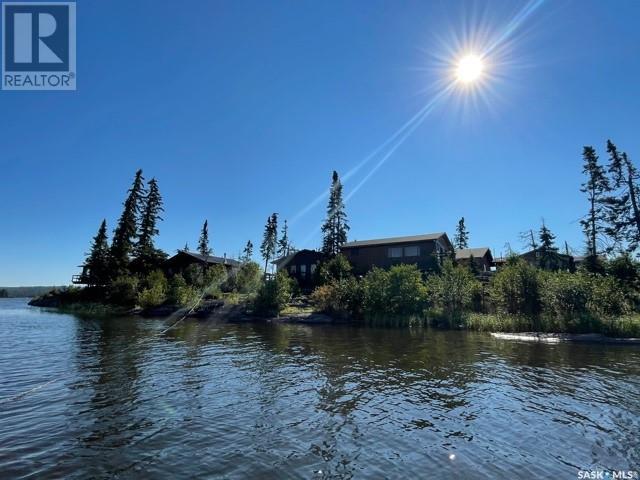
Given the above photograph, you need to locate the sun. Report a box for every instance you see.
[455,54,484,84]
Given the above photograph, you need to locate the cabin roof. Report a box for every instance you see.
[167,250,240,267]
[455,247,492,260]
[272,249,323,268]
[341,232,448,249]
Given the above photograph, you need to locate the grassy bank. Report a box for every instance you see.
[463,312,640,338]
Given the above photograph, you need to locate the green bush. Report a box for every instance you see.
[253,270,295,317]
[225,261,262,294]
[310,276,362,319]
[137,270,168,308]
[107,276,139,306]
[362,264,428,321]
[318,254,352,284]
[202,264,228,296]
[167,274,198,306]
[138,285,166,309]
[426,260,481,320]
[489,259,541,316]
[587,274,632,317]
[540,271,591,319]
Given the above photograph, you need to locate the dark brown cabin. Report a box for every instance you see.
[455,247,494,272]
[273,249,325,290]
[340,232,453,275]
[519,248,574,271]
[163,250,240,277]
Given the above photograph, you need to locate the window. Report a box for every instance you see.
[289,265,296,274]
[404,246,419,257]
[388,247,403,258]
[300,264,307,276]
[310,264,317,274]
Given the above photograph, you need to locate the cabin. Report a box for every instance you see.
[455,247,493,272]
[272,249,325,289]
[492,249,576,271]
[163,250,240,277]
[519,248,575,271]
[340,232,453,275]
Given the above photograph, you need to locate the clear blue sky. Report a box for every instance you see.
[2,0,640,286]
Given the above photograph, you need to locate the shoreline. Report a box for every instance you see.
[27,298,640,344]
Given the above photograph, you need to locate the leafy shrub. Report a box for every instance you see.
[540,271,591,319]
[183,264,204,287]
[225,261,262,294]
[587,274,632,317]
[253,271,295,317]
[310,277,362,319]
[202,264,228,296]
[426,260,481,319]
[167,274,198,306]
[362,264,428,320]
[318,254,352,284]
[137,270,168,308]
[107,276,139,306]
[489,259,541,316]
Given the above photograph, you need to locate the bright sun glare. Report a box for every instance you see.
[456,54,484,83]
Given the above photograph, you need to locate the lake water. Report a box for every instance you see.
[0,298,638,479]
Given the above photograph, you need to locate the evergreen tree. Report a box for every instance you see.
[321,171,349,256]
[110,169,146,276]
[454,217,469,250]
[241,240,253,263]
[85,220,110,285]
[183,242,190,252]
[277,219,292,257]
[605,140,640,253]
[135,178,165,273]
[580,146,611,264]
[137,178,163,254]
[260,213,278,273]
[198,220,212,258]
[538,220,559,270]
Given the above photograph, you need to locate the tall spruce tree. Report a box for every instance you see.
[454,217,469,249]
[538,220,559,270]
[110,169,146,276]
[321,171,349,256]
[580,146,610,264]
[277,219,292,257]
[241,240,253,263]
[198,220,212,258]
[135,178,165,273]
[85,220,110,285]
[605,140,640,253]
[260,213,278,273]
